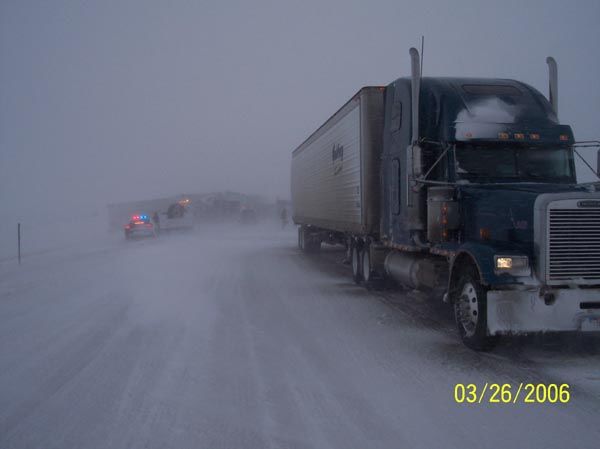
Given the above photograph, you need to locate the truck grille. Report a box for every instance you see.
[548,208,600,281]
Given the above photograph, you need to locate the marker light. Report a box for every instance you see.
[498,132,509,140]
[514,132,525,140]
[559,134,569,141]
[529,133,540,140]
[464,132,473,138]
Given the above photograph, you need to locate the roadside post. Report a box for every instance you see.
[18,223,21,265]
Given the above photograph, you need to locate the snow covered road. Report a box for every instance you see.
[1,224,599,449]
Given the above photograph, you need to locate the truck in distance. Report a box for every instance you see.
[291,48,600,350]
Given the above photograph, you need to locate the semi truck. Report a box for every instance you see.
[291,48,600,350]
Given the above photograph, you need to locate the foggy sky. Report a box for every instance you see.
[1,0,600,223]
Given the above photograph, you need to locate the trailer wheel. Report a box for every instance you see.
[351,245,362,284]
[453,265,498,351]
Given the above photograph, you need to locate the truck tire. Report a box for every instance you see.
[361,246,374,289]
[361,245,384,291]
[453,265,498,351]
[352,245,362,284]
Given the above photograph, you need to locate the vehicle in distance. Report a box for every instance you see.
[161,199,194,232]
[291,48,600,350]
[124,214,156,240]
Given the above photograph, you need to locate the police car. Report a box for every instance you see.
[124,214,156,240]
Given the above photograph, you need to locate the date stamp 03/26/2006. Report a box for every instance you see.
[454,383,571,405]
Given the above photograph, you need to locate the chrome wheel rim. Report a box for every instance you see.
[457,282,479,337]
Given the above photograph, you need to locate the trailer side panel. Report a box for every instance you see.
[291,87,384,234]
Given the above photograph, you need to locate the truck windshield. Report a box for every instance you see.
[454,144,575,183]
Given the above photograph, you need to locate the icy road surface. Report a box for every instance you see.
[1,224,599,449]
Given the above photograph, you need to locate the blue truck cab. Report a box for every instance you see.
[291,49,600,350]
[378,50,600,349]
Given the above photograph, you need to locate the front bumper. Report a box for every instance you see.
[487,288,600,335]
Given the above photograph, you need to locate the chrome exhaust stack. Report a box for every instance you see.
[406,47,425,233]
[546,56,558,118]
[409,47,421,147]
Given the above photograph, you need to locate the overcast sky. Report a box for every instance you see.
[1,0,599,222]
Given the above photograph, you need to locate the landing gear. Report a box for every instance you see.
[298,226,321,253]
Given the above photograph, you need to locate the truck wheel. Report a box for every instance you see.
[453,266,498,351]
[352,246,362,284]
[361,246,374,289]
[298,227,304,250]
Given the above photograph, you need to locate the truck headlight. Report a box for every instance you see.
[494,255,530,276]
